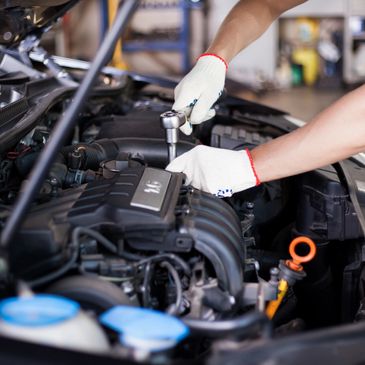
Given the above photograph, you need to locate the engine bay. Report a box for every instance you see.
[0,1,365,363]
[0,66,364,361]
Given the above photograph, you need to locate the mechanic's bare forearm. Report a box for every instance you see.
[206,0,306,63]
[251,85,365,182]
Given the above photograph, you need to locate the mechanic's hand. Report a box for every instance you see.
[166,145,260,197]
[173,54,227,135]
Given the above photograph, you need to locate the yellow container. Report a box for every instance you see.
[292,48,319,86]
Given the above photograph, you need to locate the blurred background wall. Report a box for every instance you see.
[42,0,365,120]
[49,0,365,86]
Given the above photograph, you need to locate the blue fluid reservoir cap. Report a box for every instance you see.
[0,295,80,327]
[100,306,189,352]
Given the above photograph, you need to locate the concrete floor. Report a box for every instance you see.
[234,87,346,122]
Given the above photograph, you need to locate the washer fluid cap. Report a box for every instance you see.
[0,294,80,327]
[100,306,189,352]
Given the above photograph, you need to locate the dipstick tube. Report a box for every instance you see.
[266,278,289,319]
[266,236,317,319]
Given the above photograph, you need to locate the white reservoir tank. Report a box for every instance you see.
[0,294,110,353]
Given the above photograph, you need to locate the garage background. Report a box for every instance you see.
[42,0,365,120]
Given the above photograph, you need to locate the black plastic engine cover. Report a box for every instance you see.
[13,166,245,297]
[68,167,187,251]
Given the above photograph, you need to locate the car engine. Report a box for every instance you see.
[15,162,246,314]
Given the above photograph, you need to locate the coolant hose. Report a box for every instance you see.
[183,311,272,339]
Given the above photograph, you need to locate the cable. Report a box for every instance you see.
[98,275,133,282]
[72,226,118,254]
[183,311,273,340]
[28,224,191,297]
[73,226,147,261]
[136,253,191,277]
[72,227,191,278]
[141,261,153,308]
[74,225,140,259]
[26,238,79,288]
[160,260,183,316]
[26,225,191,298]
[26,226,119,288]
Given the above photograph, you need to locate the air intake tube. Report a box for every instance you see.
[60,138,195,169]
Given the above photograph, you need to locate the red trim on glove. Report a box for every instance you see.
[198,53,228,70]
[245,149,261,186]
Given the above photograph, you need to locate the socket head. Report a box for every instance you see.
[160,110,186,129]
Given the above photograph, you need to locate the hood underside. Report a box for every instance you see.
[0,1,71,8]
[0,0,78,46]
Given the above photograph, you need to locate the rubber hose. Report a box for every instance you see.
[183,311,272,339]
[61,138,195,169]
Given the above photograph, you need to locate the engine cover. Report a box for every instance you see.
[68,167,187,251]
[13,166,245,297]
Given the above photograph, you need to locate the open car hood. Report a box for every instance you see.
[0,0,78,46]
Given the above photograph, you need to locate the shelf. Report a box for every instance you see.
[123,40,187,52]
[139,2,202,10]
[121,0,203,72]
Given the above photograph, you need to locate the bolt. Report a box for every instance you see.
[3,32,12,41]
[269,267,280,284]
[246,202,254,210]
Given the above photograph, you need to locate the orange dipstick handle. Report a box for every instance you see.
[286,236,317,272]
[266,236,317,319]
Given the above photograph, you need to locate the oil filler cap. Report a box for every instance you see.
[100,306,189,352]
[0,294,80,327]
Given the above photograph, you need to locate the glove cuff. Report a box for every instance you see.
[245,149,261,186]
[198,53,228,70]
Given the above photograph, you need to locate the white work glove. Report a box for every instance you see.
[173,53,227,135]
[166,145,260,197]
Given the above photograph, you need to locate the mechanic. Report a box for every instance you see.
[167,0,365,197]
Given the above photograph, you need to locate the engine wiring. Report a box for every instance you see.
[74,225,191,276]
[27,225,190,316]
[141,261,153,308]
[75,227,188,315]
[160,260,183,316]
